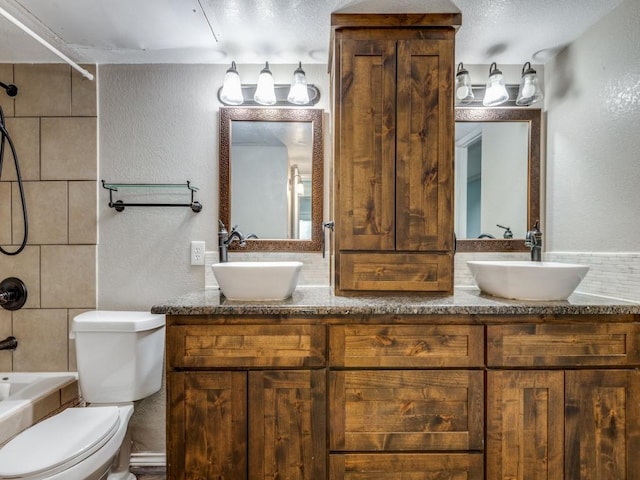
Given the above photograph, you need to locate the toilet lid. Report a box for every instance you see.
[0,406,120,478]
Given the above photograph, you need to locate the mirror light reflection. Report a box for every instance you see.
[231,121,313,240]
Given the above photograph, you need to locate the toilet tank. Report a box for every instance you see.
[71,311,165,403]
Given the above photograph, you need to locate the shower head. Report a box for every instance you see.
[0,81,18,97]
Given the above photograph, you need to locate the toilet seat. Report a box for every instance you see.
[0,406,120,479]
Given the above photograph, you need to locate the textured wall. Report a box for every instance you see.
[544,0,640,253]
[98,63,330,456]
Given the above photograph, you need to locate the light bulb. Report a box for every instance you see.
[287,62,310,105]
[219,61,243,105]
[254,62,276,106]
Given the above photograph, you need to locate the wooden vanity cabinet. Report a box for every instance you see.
[166,322,327,480]
[486,322,640,480]
[331,14,459,294]
[166,313,640,480]
[328,324,485,478]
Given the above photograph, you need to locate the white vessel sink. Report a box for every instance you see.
[212,261,303,301]
[467,261,590,301]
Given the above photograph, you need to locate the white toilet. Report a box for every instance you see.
[0,311,165,480]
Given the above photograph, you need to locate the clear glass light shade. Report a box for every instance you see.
[287,62,310,105]
[219,61,243,106]
[455,63,474,104]
[516,62,544,106]
[254,62,276,106]
[295,180,305,196]
[483,62,509,107]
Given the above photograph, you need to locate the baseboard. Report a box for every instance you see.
[130,453,166,467]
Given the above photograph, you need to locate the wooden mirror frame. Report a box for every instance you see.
[219,107,324,252]
[455,108,541,252]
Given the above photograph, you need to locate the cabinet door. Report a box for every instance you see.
[330,370,483,451]
[487,370,565,480]
[167,371,247,480]
[336,37,396,251]
[396,36,454,252]
[565,370,640,480]
[249,370,326,480]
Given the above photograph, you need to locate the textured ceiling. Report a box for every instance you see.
[0,0,628,65]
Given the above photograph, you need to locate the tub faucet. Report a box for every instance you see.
[0,277,28,311]
[0,336,17,351]
[218,221,257,263]
[525,220,543,262]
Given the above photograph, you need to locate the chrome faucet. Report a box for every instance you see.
[525,220,543,262]
[218,221,257,262]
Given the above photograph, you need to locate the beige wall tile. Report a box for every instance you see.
[32,390,62,423]
[69,181,97,244]
[14,64,71,117]
[12,309,68,371]
[0,246,40,308]
[41,245,96,308]
[1,117,40,181]
[0,183,10,245]
[71,65,97,117]
[61,380,80,405]
[41,117,97,180]
[0,64,15,117]
[13,181,68,245]
[0,310,12,371]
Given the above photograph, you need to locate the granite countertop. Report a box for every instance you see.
[151,286,640,316]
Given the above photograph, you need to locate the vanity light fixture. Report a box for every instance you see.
[287,62,310,105]
[219,61,244,105]
[483,62,509,107]
[217,62,321,106]
[254,61,277,106]
[516,61,544,106]
[455,63,474,105]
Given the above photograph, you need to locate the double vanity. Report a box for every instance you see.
[153,286,640,480]
[156,3,640,479]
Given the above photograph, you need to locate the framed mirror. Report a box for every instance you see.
[455,108,541,252]
[219,107,324,252]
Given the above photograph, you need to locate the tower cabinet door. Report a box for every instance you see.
[248,370,327,480]
[487,370,565,480]
[396,36,454,251]
[565,370,640,480]
[336,37,396,251]
[167,371,247,480]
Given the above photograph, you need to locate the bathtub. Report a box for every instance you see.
[0,372,79,445]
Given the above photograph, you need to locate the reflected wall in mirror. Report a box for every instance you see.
[455,108,541,252]
[219,107,324,252]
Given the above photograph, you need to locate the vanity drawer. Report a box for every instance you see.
[168,324,326,368]
[339,253,453,292]
[329,370,484,451]
[330,325,484,367]
[487,323,640,367]
[330,453,483,479]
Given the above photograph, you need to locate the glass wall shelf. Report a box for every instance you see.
[101,180,202,212]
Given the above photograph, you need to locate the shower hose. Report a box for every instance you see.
[0,105,28,255]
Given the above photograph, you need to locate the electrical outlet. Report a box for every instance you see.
[190,241,206,266]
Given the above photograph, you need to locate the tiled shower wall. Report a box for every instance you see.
[0,63,97,372]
